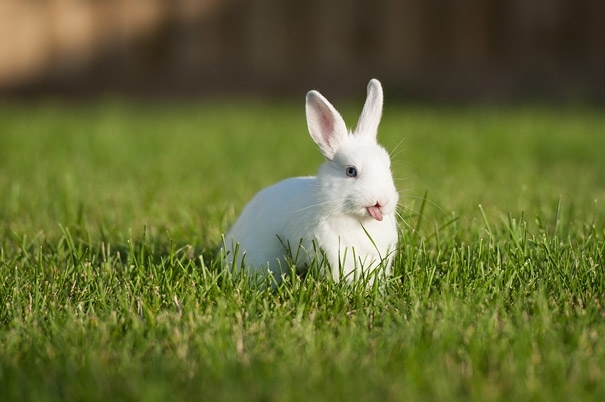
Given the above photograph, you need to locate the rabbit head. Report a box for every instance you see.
[305,79,399,223]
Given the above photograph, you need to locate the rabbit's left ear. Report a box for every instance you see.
[306,90,348,160]
[354,79,383,140]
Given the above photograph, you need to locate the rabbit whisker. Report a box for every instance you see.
[284,199,338,214]
[395,211,415,232]
[388,137,408,160]
[398,193,445,215]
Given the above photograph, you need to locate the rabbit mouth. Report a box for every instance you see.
[366,204,383,221]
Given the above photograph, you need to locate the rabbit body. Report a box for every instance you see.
[223,79,399,283]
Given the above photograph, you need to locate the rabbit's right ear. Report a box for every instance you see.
[354,79,383,140]
[306,90,348,160]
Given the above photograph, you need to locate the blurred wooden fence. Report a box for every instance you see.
[1,0,603,100]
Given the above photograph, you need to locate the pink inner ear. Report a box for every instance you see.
[320,113,334,146]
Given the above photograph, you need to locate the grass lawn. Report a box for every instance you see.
[0,100,604,401]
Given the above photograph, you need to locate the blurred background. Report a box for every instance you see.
[0,0,603,102]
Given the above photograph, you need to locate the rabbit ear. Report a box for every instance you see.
[354,79,383,140]
[306,90,348,160]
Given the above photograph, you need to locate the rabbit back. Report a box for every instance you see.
[224,176,320,277]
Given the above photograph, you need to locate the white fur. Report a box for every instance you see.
[222,79,399,284]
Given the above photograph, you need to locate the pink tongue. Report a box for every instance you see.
[367,205,383,221]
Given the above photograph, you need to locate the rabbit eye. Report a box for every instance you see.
[345,166,358,177]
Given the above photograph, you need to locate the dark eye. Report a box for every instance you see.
[345,166,358,177]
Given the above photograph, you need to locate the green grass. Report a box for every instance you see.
[1,101,604,401]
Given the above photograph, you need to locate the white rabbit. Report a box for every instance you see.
[221,79,399,284]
